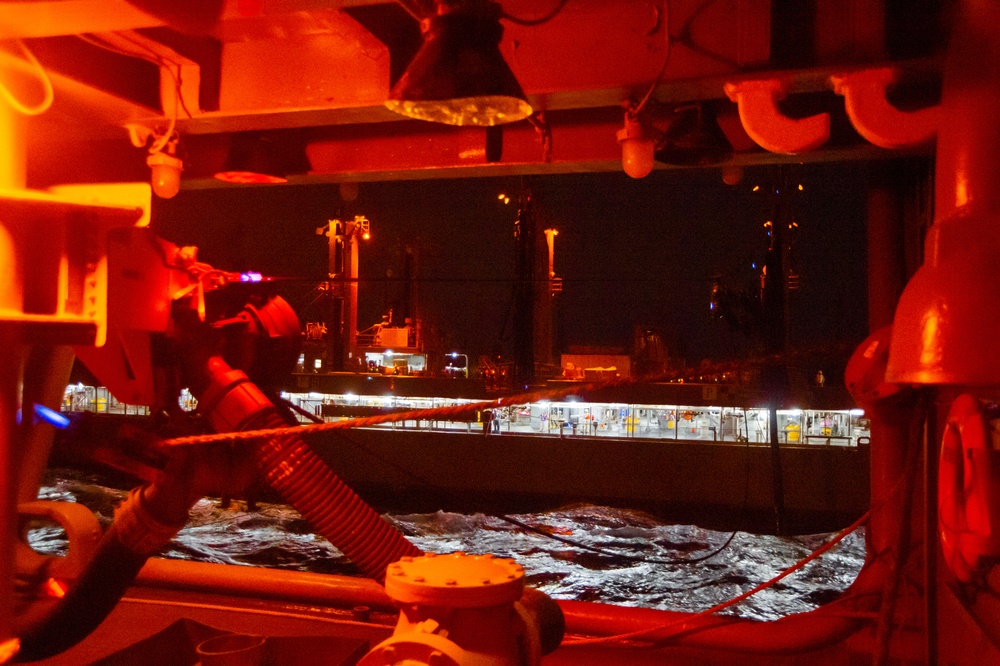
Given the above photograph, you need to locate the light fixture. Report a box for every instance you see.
[654,103,733,166]
[214,133,309,184]
[385,0,532,127]
[147,143,183,199]
[617,112,658,179]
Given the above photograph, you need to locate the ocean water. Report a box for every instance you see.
[30,468,865,622]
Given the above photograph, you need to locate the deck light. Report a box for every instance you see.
[385,0,532,127]
[147,149,182,199]
[617,113,657,179]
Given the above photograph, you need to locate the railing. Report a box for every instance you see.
[282,391,872,447]
[58,384,871,447]
[61,385,150,416]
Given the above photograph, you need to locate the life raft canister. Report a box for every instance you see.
[939,394,1000,583]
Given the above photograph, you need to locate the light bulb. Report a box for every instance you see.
[147,151,183,198]
[616,115,656,179]
[620,137,655,179]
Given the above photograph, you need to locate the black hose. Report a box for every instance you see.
[16,512,164,661]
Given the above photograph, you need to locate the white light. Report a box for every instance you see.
[850,408,865,416]
[314,359,322,369]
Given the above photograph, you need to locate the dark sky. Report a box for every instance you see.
[152,160,872,366]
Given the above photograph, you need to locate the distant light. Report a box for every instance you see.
[385,350,394,356]
[44,578,68,599]
[449,352,458,357]
[503,196,510,204]
[798,184,804,191]
[752,185,760,192]
[314,359,322,369]
[751,262,757,269]
[240,271,263,283]
[850,408,865,416]
[362,231,371,240]
[498,193,505,200]
[34,404,70,429]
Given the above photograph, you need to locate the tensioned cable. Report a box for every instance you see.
[158,346,855,447]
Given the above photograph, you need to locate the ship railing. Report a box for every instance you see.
[58,385,871,447]
[61,385,150,416]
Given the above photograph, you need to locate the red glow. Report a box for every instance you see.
[45,577,68,598]
[213,171,288,185]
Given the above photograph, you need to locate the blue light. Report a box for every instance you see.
[240,272,263,283]
[34,404,70,429]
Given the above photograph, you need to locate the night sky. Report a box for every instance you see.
[152,160,872,368]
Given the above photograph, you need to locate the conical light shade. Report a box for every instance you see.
[214,133,310,184]
[654,104,733,166]
[385,10,532,127]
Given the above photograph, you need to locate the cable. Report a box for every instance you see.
[502,0,571,26]
[562,509,871,647]
[0,39,55,116]
[628,2,671,117]
[75,32,186,152]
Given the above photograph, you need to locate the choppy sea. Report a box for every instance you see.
[30,468,865,622]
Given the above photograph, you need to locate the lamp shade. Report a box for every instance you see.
[214,133,309,184]
[385,8,532,127]
[654,104,733,166]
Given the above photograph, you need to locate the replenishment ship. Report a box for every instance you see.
[2,1,997,664]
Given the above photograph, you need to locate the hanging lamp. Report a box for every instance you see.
[385,0,532,127]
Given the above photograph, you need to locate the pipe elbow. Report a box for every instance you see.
[832,68,939,149]
[725,79,829,154]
